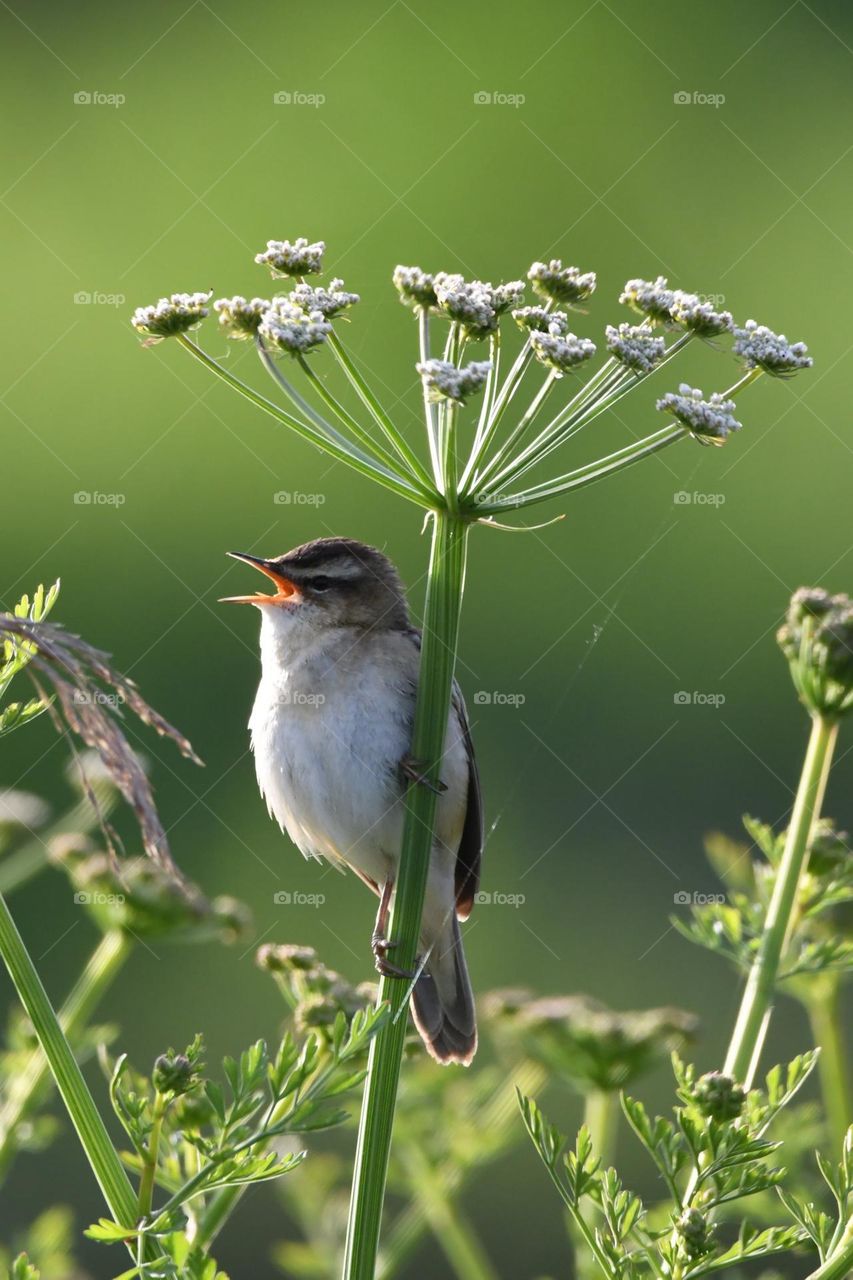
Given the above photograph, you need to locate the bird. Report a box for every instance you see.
[222,536,482,1065]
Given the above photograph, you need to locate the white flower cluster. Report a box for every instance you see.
[605,323,666,373]
[433,272,524,338]
[290,279,360,318]
[392,265,438,309]
[528,260,596,306]
[620,276,675,323]
[213,296,271,340]
[733,320,813,377]
[259,299,331,354]
[416,358,492,402]
[657,383,742,444]
[131,291,212,342]
[530,329,597,374]
[512,305,569,335]
[668,292,734,337]
[254,237,325,278]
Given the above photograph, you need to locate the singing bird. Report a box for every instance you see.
[223,537,482,1065]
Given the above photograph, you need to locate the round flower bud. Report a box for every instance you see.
[392,265,438,309]
[677,1209,712,1258]
[417,358,492,403]
[213,296,270,340]
[656,384,741,445]
[694,1071,745,1121]
[530,330,596,374]
[620,277,675,324]
[152,1051,194,1096]
[528,260,596,306]
[605,324,666,373]
[733,320,813,378]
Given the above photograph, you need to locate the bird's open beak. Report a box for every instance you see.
[220,551,301,606]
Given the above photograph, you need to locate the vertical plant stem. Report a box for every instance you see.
[805,1217,853,1280]
[343,510,469,1280]
[804,977,850,1148]
[723,713,838,1087]
[0,892,139,1228]
[583,1089,618,1168]
[137,1094,167,1219]
[400,1145,499,1280]
[0,928,131,1176]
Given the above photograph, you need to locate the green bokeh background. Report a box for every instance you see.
[2,0,852,1274]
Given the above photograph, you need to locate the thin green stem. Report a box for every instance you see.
[399,1145,499,1280]
[294,352,434,498]
[723,713,838,1086]
[0,928,131,1178]
[0,891,140,1231]
[471,425,687,514]
[343,512,469,1280]
[176,336,430,510]
[469,369,559,497]
[327,330,435,491]
[137,1095,167,1219]
[418,308,443,490]
[804,978,850,1148]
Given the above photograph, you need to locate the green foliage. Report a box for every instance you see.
[0,583,59,738]
[521,1049,818,1280]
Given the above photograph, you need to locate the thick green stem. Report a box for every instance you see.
[137,1095,167,1219]
[343,511,469,1280]
[803,977,850,1149]
[0,892,139,1228]
[583,1089,618,1168]
[805,1218,853,1280]
[0,928,131,1177]
[378,1059,546,1279]
[723,713,838,1086]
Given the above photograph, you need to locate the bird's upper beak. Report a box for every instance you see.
[220,552,301,606]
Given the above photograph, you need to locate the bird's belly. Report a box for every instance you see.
[249,681,407,885]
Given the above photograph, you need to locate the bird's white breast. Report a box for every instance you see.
[249,613,468,890]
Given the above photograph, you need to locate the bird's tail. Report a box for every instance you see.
[411,914,476,1066]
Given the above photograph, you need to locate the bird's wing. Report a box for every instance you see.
[403,626,483,920]
[451,681,483,922]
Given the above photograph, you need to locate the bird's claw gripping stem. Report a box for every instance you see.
[400,753,447,795]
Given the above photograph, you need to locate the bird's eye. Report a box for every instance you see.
[310,575,332,592]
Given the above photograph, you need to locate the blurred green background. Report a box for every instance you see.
[2,0,852,1273]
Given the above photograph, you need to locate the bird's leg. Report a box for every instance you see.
[400,752,448,796]
[371,878,417,980]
